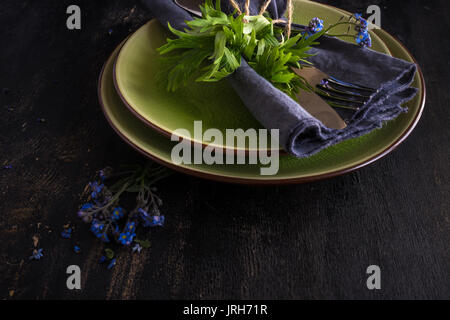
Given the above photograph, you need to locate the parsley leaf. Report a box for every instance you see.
[157,0,323,100]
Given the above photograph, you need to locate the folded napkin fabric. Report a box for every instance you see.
[142,0,418,158]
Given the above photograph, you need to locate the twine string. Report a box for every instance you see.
[286,0,293,38]
[245,0,251,16]
[229,0,242,15]
[229,0,294,39]
[259,0,273,15]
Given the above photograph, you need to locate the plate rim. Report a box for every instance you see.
[100,13,426,185]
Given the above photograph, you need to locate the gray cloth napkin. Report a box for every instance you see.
[142,0,418,158]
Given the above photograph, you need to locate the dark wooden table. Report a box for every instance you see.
[1,0,449,300]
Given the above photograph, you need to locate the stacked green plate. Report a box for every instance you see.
[99,0,425,184]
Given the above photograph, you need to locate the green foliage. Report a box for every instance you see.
[105,248,115,260]
[248,31,324,99]
[157,0,325,100]
[134,239,152,249]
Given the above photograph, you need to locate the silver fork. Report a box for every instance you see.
[292,67,377,129]
[294,67,378,111]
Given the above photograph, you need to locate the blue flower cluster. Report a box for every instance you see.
[61,227,72,239]
[98,168,112,181]
[354,13,363,20]
[118,222,137,246]
[78,203,94,221]
[90,219,104,234]
[90,181,104,200]
[353,13,372,48]
[138,208,165,227]
[29,248,43,260]
[356,31,372,48]
[151,215,165,227]
[77,166,168,265]
[307,17,324,34]
[111,207,124,221]
[303,17,324,39]
[90,219,110,243]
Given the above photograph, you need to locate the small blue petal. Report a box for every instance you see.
[81,203,94,210]
[61,228,72,239]
[99,233,110,243]
[107,258,116,269]
[29,248,44,260]
[306,17,324,34]
[111,207,125,221]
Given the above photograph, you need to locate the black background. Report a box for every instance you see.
[0,0,449,299]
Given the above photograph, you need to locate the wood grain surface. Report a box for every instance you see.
[0,0,449,299]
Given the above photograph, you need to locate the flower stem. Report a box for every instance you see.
[325,34,356,38]
[325,21,358,32]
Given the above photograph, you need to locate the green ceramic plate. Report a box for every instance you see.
[113,0,390,153]
[100,26,425,184]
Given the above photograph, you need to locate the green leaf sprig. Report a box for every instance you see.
[157,0,325,100]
